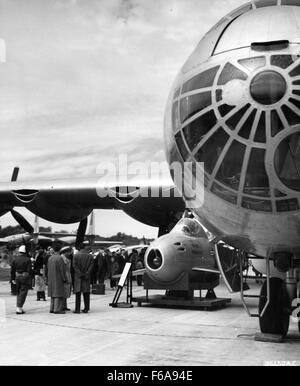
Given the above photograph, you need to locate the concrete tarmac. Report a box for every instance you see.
[0,279,299,366]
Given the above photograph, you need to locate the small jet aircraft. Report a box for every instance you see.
[1,0,300,336]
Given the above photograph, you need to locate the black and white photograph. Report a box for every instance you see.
[0,0,299,370]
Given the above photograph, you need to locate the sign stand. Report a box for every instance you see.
[109,262,134,308]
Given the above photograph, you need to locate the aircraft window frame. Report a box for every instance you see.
[172,101,180,131]
[216,89,223,102]
[274,189,287,198]
[182,110,217,152]
[174,88,181,99]
[175,132,189,161]
[271,109,284,137]
[215,140,246,191]
[182,66,220,94]
[289,97,300,111]
[289,65,300,77]
[282,104,300,126]
[228,3,253,19]
[292,90,300,97]
[254,112,266,143]
[274,132,300,192]
[243,148,271,197]
[218,104,235,118]
[271,55,296,69]
[281,0,300,6]
[211,182,238,205]
[276,198,299,212]
[255,0,279,8]
[180,92,212,124]
[217,63,248,86]
[241,197,272,212]
[238,109,257,139]
[194,128,229,174]
[226,104,251,131]
[238,57,266,72]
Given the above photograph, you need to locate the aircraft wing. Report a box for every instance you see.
[39,232,77,238]
[89,240,124,246]
[0,233,32,246]
[0,177,185,228]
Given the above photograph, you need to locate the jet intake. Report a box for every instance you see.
[147,249,163,270]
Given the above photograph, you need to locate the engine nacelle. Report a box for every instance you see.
[27,200,92,224]
[144,218,217,287]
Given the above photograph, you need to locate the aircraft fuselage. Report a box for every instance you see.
[164,4,300,263]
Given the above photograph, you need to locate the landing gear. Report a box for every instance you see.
[259,278,290,337]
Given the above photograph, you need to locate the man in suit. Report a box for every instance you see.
[97,249,110,284]
[47,244,67,314]
[10,245,32,314]
[73,245,94,313]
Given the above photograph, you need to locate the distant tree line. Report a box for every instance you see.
[0,225,153,245]
[0,225,52,238]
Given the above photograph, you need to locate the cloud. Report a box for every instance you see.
[0,0,244,182]
[0,0,246,235]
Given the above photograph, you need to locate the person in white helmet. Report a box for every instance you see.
[10,245,32,314]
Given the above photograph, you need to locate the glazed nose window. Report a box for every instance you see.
[250,71,287,105]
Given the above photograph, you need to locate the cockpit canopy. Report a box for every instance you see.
[183,0,300,74]
[173,218,208,238]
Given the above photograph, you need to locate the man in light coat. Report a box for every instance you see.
[73,245,94,313]
[60,246,73,311]
[47,244,67,314]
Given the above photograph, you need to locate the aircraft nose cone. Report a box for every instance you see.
[250,70,287,105]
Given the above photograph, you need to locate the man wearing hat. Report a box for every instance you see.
[10,245,32,314]
[73,244,94,313]
[47,243,67,314]
[60,246,73,311]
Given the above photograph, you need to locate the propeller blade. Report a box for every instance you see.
[11,167,19,182]
[75,217,88,249]
[88,211,95,236]
[87,211,95,245]
[32,216,39,245]
[10,209,34,234]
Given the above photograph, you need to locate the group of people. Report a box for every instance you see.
[11,244,95,315]
[10,244,146,315]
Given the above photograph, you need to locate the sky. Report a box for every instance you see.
[0,0,245,237]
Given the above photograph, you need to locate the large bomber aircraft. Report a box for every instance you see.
[1,0,300,336]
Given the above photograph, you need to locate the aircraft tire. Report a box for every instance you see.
[259,277,290,337]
